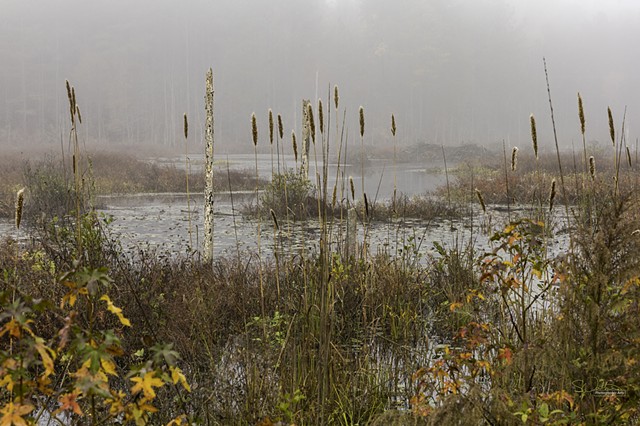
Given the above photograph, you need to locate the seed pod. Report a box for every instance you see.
[15,188,25,229]
[292,131,298,162]
[589,156,595,180]
[608,107,615,146]
[318,99,324,135]
[277,114,284,139]
[391,114,396,136]
[530,114,538,159]
[578,93,585,135]
[359,106,365,138]
[183,113,188,139]
[549,179,556,212]
[626,146,632,167]
[334,85,339,110]
[268,109,274,145]
[270,209,279,231]
[349,176,355,201]
[251,113,258,146]
[511,147,518,172]
[475,189,486,214]
[307,103,316,144]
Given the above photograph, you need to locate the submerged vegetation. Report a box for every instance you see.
[1,75,640,426]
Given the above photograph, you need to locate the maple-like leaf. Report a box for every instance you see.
[56,392,83,416]
[170,366,191,392]
[0,401,34,426]
[131,371,164,400]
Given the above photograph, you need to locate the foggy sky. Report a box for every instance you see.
[2,0,639,154]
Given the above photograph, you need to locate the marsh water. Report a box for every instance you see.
[1,154,569,260]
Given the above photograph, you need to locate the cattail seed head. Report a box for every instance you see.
[318,99,324,135]
[511,147,518,171]
[268,109,274,145]
[364,193,369,217]
[15,188,24,229]
[76,105,82,124]
[183,113,188,139]
[359,106,365,138]
[71,87,76,112]
[530,114,538,159]
[331,184,337,208]
[626,146,632,167]
[475,189,486,214]
[251,113,258,147]
[349,176,355,201]
[578,93,585,135]
[277,114,284,139]
[292,131,298,162]
[65,80,72,104]
[608,107,615,146]
[391,114,396,136]
[270,209,279,231]
[549,179,556,212]
[589,156,595,180]
[334,85,339,110]
[307,104,316,144]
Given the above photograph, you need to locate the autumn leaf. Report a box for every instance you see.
[170,366,191,392]
[0,401,34,426]
[56,392,83,416]
[131,371,164,400]
[99,295,131,327]
[34,337,56,377]
[449,302,463,312]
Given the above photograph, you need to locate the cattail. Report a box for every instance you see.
[331,184,337,208]
[589,156,595,180]
[71,87,76,112]
[251,113,258,146]
[608,107,615,146]
[292,131,298,162]
[76,105,82,124]
[626,146,632,167]
[15,188,24,229]
[183,113,188,139]
[511,147,518,171]
[549,179,556,212]
[268,109,274,145]
[359,106,365,138]
[65,80,72,104]
[334,85,339,110]
[530,114,538,159]
[318,99,324,135]
[578,93,585,135]
[349,176,355,201]
[307,104,316,144]
[364,193,369,217]
[475,188,486,214]
[277,114,284,139]
[270,209,279,231]
[391,114,396,136]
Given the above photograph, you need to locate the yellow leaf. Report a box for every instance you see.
[100,295,131,327]
[101,358,118,376]
[131,371,164,400]
[449,302,463,312]
[34,337,56,377]
[0,401,34,426]
[170,366,191,392]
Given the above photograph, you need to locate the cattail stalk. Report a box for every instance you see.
[184,113,192,249]
[578,93,588,175]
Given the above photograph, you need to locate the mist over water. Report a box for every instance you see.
[2,0,639,155]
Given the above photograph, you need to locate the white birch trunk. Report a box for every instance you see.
[203,68,215,263]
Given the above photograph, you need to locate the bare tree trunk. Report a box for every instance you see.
[203,68,215,264]
[301,99,311,179]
